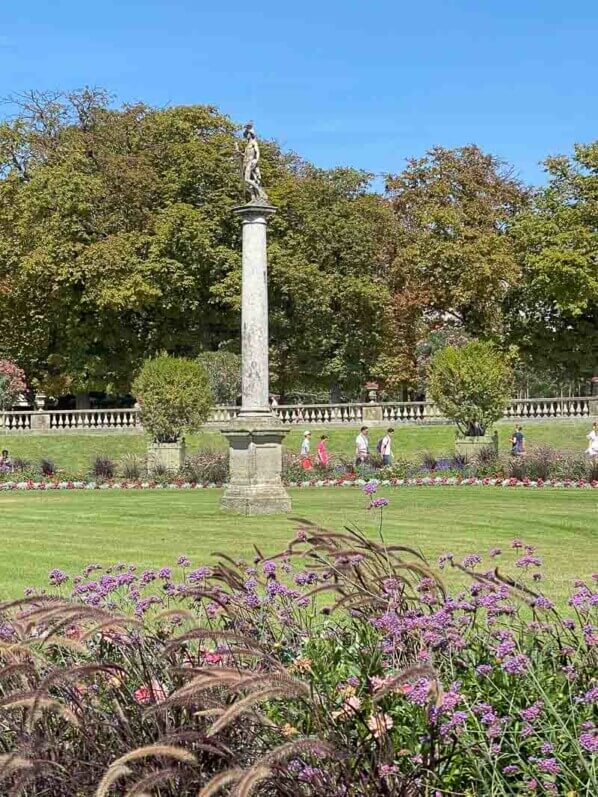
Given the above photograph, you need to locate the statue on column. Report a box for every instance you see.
[238,122,269,204]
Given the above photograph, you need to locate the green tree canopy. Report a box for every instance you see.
[428,341,514,436]
[506,142,598,386]
[384,145,528,387]
[0,90,393,399]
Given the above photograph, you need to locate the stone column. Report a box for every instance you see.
[220,202,291,515]
[237,204,274,418]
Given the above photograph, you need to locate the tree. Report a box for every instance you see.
[0,360,26,410]
[132,355,212,442]
[428,341,513,436]
[0,91,394,400]
[506,142,598,387]
[267,166,394,399]
[384,146,528,387]
[197,351,241,405]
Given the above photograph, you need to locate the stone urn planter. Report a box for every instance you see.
[455,430,498,457]
[147,439,186,475]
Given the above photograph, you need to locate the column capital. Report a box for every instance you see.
[233,201,277,222]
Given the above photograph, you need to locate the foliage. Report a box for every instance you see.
[119,453,145,480]
[428,341,514,435]
[384,145,528,387]
[181,448,229,483]
[507,141,598,385]
[132,355,212,442]
[0,504,596,795]
[91,455,115,479]
[39,457,56,476]
[0,359,26,410]
[0,91,394,398]
[197,350,241,405]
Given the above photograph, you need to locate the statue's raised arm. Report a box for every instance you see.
[241,122,269,204]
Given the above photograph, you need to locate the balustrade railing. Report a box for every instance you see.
[1,411,33,432]
[48,409,141,431]
[0,397,593,433]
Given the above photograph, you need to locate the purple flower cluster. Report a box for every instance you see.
[48,568,68,586]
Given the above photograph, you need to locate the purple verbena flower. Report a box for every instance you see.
[49,569,68,586]
[369,497,389,509]
[501,654,530,675]
[516,555,542,568]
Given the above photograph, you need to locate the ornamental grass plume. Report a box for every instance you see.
[0,523,596,795]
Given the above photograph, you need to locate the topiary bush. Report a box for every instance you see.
[428,340,513,436]
[132,355,213,443]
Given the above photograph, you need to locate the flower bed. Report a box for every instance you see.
[0,491,596,795]
[1,476,597,492]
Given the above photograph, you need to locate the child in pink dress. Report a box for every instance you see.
[317,434,329,468]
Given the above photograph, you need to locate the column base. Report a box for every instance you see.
[220,421,291,515]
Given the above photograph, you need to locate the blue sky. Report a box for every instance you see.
[1,0,596,185]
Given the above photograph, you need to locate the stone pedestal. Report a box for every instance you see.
[30,412,51,431]
[147,440,186,474]
[362,404,383,423]
[220,200,291,514]
[221,418,290,515]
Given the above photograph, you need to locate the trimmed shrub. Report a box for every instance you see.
[133,355,212,443]
[428,341,513,436]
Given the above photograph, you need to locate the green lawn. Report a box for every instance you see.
[0,487,595,602]
[0,419,591,474]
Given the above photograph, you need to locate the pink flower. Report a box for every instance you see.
[203,651,224,665]
[134,679,167,704]
[367,712,393,738]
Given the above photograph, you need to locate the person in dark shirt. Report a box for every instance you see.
[511,425,525,456]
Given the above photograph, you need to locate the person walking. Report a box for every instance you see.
[511,425,525,456]
[355,426,369,466]
[379,428,394,466]
[0,449,13,473]
[316,434,329,468]
[300,431,313,470]
[586,421,598,457]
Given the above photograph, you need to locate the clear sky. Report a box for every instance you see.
[1,0,596,185]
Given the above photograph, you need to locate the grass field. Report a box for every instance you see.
[0,419,592,474]
[0,487,595,601]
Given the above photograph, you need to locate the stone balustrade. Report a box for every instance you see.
[0,397,594,434]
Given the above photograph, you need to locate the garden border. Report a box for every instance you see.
[1,476,597,491]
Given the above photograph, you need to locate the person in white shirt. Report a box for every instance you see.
[300,431,312,469]
[586,422,598,457]
[380,427,394,466]
[355,426,369,465]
